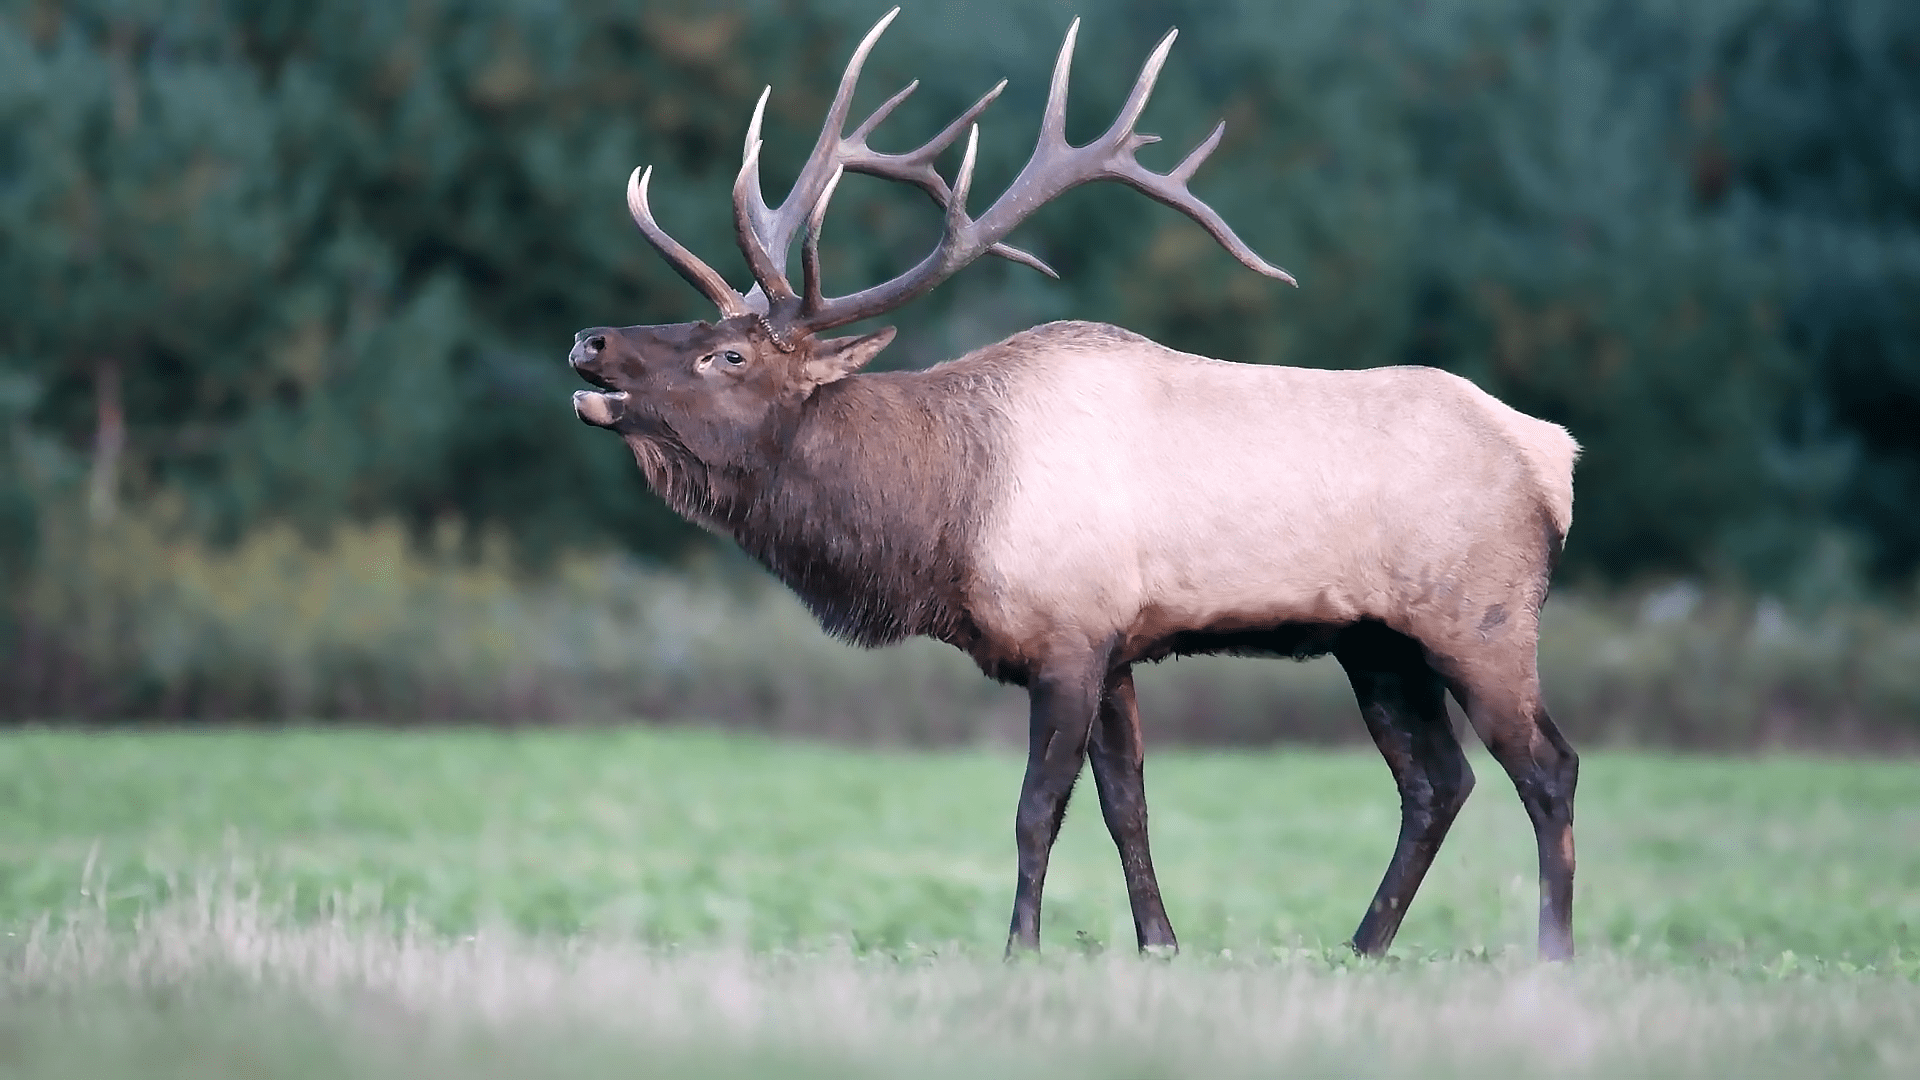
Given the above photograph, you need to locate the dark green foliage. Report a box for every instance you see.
[0,0,1915,585]
[1717,0,1920,581]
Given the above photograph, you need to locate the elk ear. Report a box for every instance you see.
[798,327,895,388]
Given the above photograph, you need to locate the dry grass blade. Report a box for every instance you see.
[4,895,1918,1079]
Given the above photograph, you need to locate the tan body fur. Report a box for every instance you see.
[933,325,1576,679]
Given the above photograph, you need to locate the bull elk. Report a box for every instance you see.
[569,9,1581,960]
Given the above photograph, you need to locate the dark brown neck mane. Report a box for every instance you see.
[724,366,1008,649]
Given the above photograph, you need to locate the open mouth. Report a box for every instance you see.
[575,364,620,392]
[572,389,628,427]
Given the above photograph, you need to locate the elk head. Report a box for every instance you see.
[569,318,894,455]
[571,8,1294,497]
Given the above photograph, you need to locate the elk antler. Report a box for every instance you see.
[732,6,1052,313]
[790,18,1296,334]
[625,10,1293,331]
[627,166,753,318]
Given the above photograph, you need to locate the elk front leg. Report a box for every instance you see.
[1336,631,1474,957]
[1087,666,1177,953]
[1006,651,1103,955]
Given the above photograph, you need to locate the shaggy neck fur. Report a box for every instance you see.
[741,366,1010,648]
[627,428,727,532]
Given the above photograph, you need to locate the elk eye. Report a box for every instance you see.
[722,350,744,366]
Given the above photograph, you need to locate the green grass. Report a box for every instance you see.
[1,728,1917,1077]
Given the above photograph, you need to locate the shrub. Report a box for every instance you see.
[6,510,1915,749]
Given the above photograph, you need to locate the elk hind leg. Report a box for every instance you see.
[1336,624,1474,957]
[1087,666,1177,953]
[1448,652,1579,961]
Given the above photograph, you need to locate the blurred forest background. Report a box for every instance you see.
[1,0,1917,744]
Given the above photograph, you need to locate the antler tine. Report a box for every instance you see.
[863,79,1000,172]
[1094,31,1297,285]
[626,167,751,317]
[1110,29,1177,144]
[1038,18,1080,149]
[801,166,845,313]
[734,87,775,304]
[744,86,771,161]
[734,142,797,304]
[1170,120,1225,185]
[948,123,981,226]
[1106,126,1298,285]
[1113,120,1297,284]
[795,21,1293,334]
[847,79,920,146]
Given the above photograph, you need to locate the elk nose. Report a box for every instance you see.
[569,331,609,370]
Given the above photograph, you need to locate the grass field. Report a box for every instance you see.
[2,728,1917,1077]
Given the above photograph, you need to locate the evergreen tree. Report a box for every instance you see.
[0,0,1913,589]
